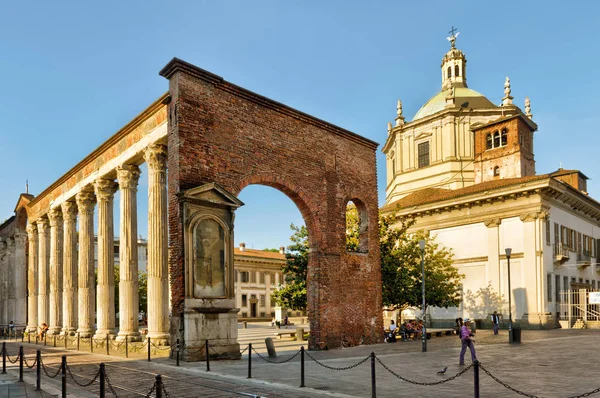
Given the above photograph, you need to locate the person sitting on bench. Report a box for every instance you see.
[38,323,49,339]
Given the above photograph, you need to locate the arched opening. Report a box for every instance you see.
[235,183,308,321]
[501,128,508,146]
[494,166,500,177]
[486,133,493,150]
[447,66,452,79]
[455,65,460,77]
[493,131,501,148]
[345,199,369,253]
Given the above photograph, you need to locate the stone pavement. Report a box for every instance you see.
[0,373,54,397]
[3,326,600,397]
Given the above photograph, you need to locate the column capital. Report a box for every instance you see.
[61,201,78,221]
[144,144,167,173]
[76,188,96,215]
[14,232,27,246]
[117,164,141,190]
[484,218,502,228]
[520,212,540,222]
[94,178,118,202]
[26,223,37,238]
[36,217,49,236]
[48,207,64,228]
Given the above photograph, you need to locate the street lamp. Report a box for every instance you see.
[505,248,513,343]
[419,239,427,353]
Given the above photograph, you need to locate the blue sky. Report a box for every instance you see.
[1,1,599,249]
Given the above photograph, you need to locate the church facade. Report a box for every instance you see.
[382,33,600,329]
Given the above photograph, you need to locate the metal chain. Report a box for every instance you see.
[144,381,157,398]
[162,383,171,398]
[23,355,38,369]
[240,345,249,355]
[65,364,100,387]
[150,342,172,351]
[40,357,62,379]
[110,340,125,351]
[566,386,600,398]
[479,364,540,397]
[305,350,370,371]
[6,351,20,364]
[376,356,473,386]
[104,371,120,397]
[251,346,301,364]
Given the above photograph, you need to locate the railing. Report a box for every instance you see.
[553,243,569,259]
[577,251,591,266]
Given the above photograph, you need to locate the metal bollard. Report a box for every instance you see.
[90,337,94,353]
[35,334,38,345]
[473,360,480,398]
[155,374,163,398]
[36,350,41,391]
[176,339,180,367]
[61,356,67,398]
[64,334,67,349]
[44,334,47,346]
[2,342,6,374]
[76,333,80,351]
[18,346,23,382]
[371,352,376,398]
[53,335,56,347]
[99,363,106,398]
[106,335,110,355]
[148,337,151,362]
[205,340,210,372]
[300,346,305,387]
[27,332,30,344]
[247,343,252,379]
[125,336,129,358]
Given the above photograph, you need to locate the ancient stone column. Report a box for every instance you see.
[116,164,141,341]
[13,232,28,326]
[0,241,7,325]
[144,145,170,343]
[61,201,78,335]
[37,217,50,326]
[26,224,39,332]
[6,238,15,325]
[94,178,118,339]
[76,189,96,338]
[48,208,64,335]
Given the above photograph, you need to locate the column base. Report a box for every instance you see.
[147,332,170,345]
[60,328,78,336]
[76,328,95,338]
[48,328,62,336]
[182,307,240,361]
[116,332,142,342]
[94,330,117,340]
[26,325,38,333]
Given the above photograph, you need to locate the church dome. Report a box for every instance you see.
[413,87,496,121]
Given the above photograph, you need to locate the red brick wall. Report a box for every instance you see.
[161,59,382,350]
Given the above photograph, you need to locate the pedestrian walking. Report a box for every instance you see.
[491,311,501,335]
[455,317,463,339]
[459,318,477,365]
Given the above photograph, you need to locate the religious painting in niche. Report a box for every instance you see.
[193,218,226,298]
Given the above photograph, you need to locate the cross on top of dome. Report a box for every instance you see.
[447,26,459,49]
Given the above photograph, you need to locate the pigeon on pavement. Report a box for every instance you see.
[437,367,448,375]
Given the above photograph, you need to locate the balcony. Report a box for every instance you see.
[577,250,592,268]
[553,243,570,265]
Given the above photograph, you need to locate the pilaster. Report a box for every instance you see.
[37,217,50,326]
[144,145,170,343]
[13,232,27,326]
[48,208,64,335]
[116,164,142,341]
[76,189,96,337]
[26,224,38,332]
[484,218,501,297]
[6,238,15,325]
[61,201,78,335]
[94,178,118,339]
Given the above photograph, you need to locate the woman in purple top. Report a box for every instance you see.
[459,318,477,365]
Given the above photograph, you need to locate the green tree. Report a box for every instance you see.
[346,203,360,252]
[270,223,308,311]
[379,211,463,311]
[262,248,281,253]
[138,270,148,314]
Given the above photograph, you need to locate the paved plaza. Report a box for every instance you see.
[2,323,600,397]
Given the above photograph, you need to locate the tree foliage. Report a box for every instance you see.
[270,223,308,311]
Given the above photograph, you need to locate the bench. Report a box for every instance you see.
[274,330,310,340]
[426,328,455,338]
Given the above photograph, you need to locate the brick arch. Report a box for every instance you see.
[233,173,321,251]
[163,58,382,350]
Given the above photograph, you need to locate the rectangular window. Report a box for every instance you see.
[241,271,249,283]
[418,142,430,168]
[561,226,567,245]
[555,275,561,302]
[586,279,590,286]
[260,312,266,318]
[579,278,584,284]
[260,295,266,307]
[554,223,559,245]
[242,294,247,307]
[547,273,553,302]
[259,272,265,284]
[578,232,582,254]
[250,272,257,283]
[564,276,569,292]
[545,220,551,246]
[593,280,597,290]
[270,298,275,307]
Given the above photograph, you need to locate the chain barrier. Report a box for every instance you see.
[162,383,171,398]
[23,354,37,369]
[6,351,20,364]
[109,340,125,351]
[40,357,62,379]
[150,341,172,351]
[479,364,543,397]
[304,350,370,371]
[251,346,301,364]
[144,380,157,398]
[376,356,473,386]
[65,363,101,387]
[104,370,120,397]
[240,345,249,355]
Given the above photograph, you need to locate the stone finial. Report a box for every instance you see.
[525,97,532,119]
[502,77,514,106]
[239,242,246,251]
[387,122,393,135]
[279,246,285,255]
[395,100,405,127]
[445,86,455,106]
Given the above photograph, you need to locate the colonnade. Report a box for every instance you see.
[0,233,28,326]
[25,144,170,343]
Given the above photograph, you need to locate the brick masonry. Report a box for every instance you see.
[160,58,382,350]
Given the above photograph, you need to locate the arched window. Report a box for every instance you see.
[501,129,508,146]
[494,166,500,177]
[455,65,460,77]
[486,133,493,150]
[493,131,501,148]
[447,66,452,79]
[346,199,369,253]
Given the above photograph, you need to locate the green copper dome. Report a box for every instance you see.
[413,87,496,121]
